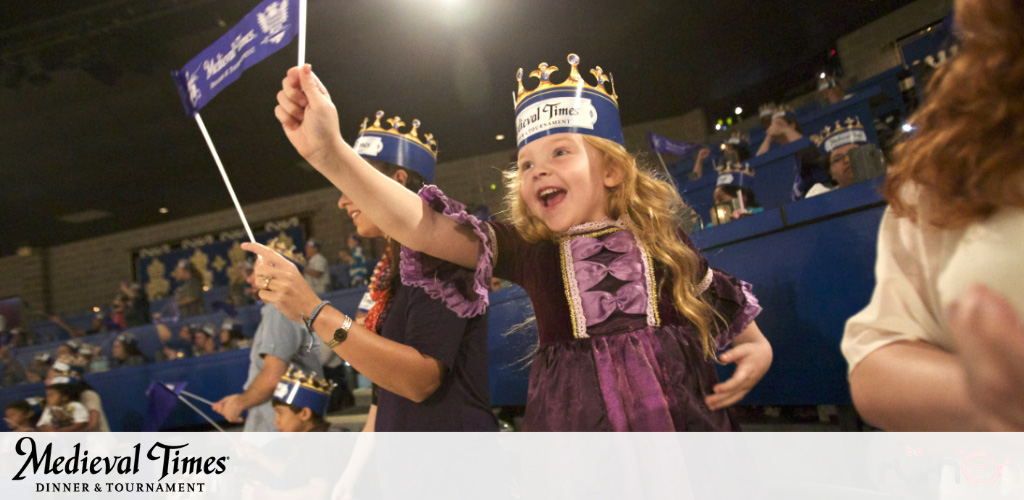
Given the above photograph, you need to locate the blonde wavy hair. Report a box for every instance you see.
[503,135,723,358]
[884,0,1024,227]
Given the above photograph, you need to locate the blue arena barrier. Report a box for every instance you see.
[486,286,535,407]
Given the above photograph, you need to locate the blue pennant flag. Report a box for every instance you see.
[143,381,187,432]
[171,0,299,116]
[646,131,705,156]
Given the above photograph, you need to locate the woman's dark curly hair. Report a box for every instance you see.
[883,0,1024,228]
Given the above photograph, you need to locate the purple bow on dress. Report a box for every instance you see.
[570,230,649,326]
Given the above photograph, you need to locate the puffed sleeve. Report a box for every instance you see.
[841,208,945,374]
[398,185,495,318]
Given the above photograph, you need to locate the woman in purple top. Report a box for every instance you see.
[245,111,496,432]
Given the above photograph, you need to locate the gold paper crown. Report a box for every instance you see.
[758,103,777,117]
[358,110,438,158]
[716,161,755,178]
[810,116,865,148]
[281,366,335,394]
[726,132,749,145]
[772,104,795,118]
[514,53,618,108]
[266,237,306,267]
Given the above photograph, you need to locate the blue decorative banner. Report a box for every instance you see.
[171,0,299,116]
[136,226,305,301]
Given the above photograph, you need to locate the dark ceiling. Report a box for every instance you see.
[0,0,915,256]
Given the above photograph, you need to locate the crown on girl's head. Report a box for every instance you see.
[514,53,618,108]
[716,161,755,188]
[513,53,624,148]
[266,237,306,267]
[810,116,868,153]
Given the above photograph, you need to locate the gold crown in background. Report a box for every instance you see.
[810,116,865,148]
[281,366,335,394]
[359,111,438,158]
[716,161,755,178]
[758,103,777,117]
[772,104,795,118]
[515,53,618,108]
[55,353,88,369]
[266,237,306,267]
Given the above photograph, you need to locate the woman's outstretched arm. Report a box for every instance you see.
[275,64,480,269]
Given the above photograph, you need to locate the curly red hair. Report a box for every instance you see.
[883,0,1024,228]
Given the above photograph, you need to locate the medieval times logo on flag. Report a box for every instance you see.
[171,0,300,116]
[258,0,291,45]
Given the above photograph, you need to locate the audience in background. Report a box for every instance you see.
[303,239,330,295]
[228,261,256,307]
[173,260,207,318]
[37,378,89,432]
[25,352,52,383]
[0,344,27,388]
[194,324,218,356]
[339,233,368,287]
[121,281,150,327]
[110,333,147,368]
[4,399,39,432]
[219,319,251,350]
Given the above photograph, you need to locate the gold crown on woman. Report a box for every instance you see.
[716,161,755,178]
[358,111,438,158]
[810,116,866,148]
[267,237,306,267]
[514,53,618,107]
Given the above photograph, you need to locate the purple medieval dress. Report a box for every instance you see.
[401,186,762,431]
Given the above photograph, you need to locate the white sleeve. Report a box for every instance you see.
[71,402,90,423]
[841,209,946,374]
[36,408,53,428]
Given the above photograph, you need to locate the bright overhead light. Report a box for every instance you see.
[495,134,505,141]
[901,123,914,133]
[158,207,169,214]
[92,306,100,312]
[820,72,826,79]
[734,107,743,115]
[715,123,722,131]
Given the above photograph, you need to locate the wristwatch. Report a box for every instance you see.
[325,315,353,348]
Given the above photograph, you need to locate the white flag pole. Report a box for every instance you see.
[297,0,307,66]
[194,112,257,243]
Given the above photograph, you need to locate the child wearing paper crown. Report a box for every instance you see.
[245,110,497,432]
[265,55,771,431]
[272,366,334,432]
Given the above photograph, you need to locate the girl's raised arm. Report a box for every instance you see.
[275,64,480,269]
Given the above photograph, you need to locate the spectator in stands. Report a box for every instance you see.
[0,344,27,387]
[757,103,776,130]
[709,163,762,225]
[755,106,803,156]
[47,355,109,431]
[843,0,1024,431]
[228,262,256,307]
[6,327,31,348]
[213,240,323,432]
[194,324,218,356]
[806,118,874,198]
[159,339,193,361]
[79,344,109,373]
[303,239,330,295]
[4,399,39,432]
[37,377,89,432]
[173,259,207,317]
[51,313,111,338]
[110,294,128,329]
[25,352,52,383]
[120,281,150,327]
[338,234,369,287]
[110,333,147,368]
[818,77,848,106]
[56,339,81,358]
[272,366,334,432]
[755,106,829,200]
[219,319,251,350]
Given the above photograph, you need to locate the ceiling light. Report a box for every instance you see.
[820,72,826,79]
[495,134,505,141]
[901,123,914,133]
[159,207,169,214]
[93,306,100,312]
[734,107,743,115]
[715,123,722,131]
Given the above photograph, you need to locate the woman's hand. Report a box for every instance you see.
[705,321,773,411]
[241,242,323,324]
[950,285,1024,430]
[275,64,345,170]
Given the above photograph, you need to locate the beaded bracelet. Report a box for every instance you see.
[302,299,331,333]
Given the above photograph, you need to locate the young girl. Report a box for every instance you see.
[37,376,90,432]
[245,112,497,432]
[266,54,772,431]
